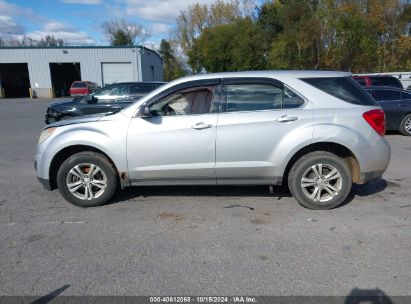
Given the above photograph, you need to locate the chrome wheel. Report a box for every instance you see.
[66,163,107,200]
[405,117,411,134]
[301,163,342,203]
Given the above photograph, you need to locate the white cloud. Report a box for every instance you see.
[0,0,96,45]
[150,23,170,35]
[124,0,215,22]
[61,0,102,4]
[0,15,25,35]
[11,20,96,45]
[44,21,75,32]
[23,30,96,45]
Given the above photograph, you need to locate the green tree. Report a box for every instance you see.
[159,39,186,81]
[188,18,267,72]
[262,0,322,70]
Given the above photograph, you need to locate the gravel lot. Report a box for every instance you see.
[0,98,410,298]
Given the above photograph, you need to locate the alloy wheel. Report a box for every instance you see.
[300,163,343,203]
[66,163,107,200]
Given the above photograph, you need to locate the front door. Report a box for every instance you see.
[126,80,220,185]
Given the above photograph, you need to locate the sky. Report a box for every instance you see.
[0,0,230,48]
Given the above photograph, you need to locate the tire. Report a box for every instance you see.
[56,151,117,207]
[288,151,352,210]
[399,114,411,136]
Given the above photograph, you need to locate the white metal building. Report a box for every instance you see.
[0,46,163,98]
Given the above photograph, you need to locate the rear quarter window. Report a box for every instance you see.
[301,77,377,106]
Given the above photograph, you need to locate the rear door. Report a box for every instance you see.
[215,78,312,185]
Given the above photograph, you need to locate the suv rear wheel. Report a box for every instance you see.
[288,151,352,210]
[57,152,117,207]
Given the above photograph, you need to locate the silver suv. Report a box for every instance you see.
[35,71,391,210]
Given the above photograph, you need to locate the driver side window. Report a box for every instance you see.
[150,86,216,116]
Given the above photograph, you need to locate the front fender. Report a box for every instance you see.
[36,119,129,180]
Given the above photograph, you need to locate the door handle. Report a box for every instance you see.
[277,115,299,122]
[398,104,407,107]
[192,122,212,130]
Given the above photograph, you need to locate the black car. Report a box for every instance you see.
[365,86,411,136]
[45,81,165,124]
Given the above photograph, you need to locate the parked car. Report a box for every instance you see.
[46,81,165,124]
[35,71,390,210]
[69,81,99,97]
[365,86,411,136]
[353,75,403,89]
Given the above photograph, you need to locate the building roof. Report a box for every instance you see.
[0,45,162,61]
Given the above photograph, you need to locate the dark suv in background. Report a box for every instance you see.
[46,81,165,124]
[365,86,411,136]
[353,75,403,89]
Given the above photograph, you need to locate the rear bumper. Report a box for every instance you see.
[356,136,391,184]
[361,170,385,184]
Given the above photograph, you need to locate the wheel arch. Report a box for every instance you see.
[49,145,123,190]
[282,142,361,186]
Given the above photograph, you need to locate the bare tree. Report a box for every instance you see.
[102,19,150,46]
[175,0,242,55]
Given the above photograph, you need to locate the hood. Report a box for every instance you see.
[49,97,83,107]
[47,114,103,128]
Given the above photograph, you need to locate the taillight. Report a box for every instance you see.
[363,109,385,136]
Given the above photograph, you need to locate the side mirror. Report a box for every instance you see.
[85,95,97,104]
[137,105,152,117]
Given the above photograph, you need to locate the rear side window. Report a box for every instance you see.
[153,83,164,89]
[373,89,401,101]
[370,77,402,88]
[226,84,283,112]
[72,82,86,88]
[301,77,377,106]
[130,84,153,95]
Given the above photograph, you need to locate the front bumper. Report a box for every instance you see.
[35,160,52,190]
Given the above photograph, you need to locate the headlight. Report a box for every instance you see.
[47,108,58,116]
[38,128,56,144]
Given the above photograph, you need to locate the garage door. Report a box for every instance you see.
[102,63,133,86]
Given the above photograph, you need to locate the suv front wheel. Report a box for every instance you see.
[288,151,352,210]
[57,152,117,207]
